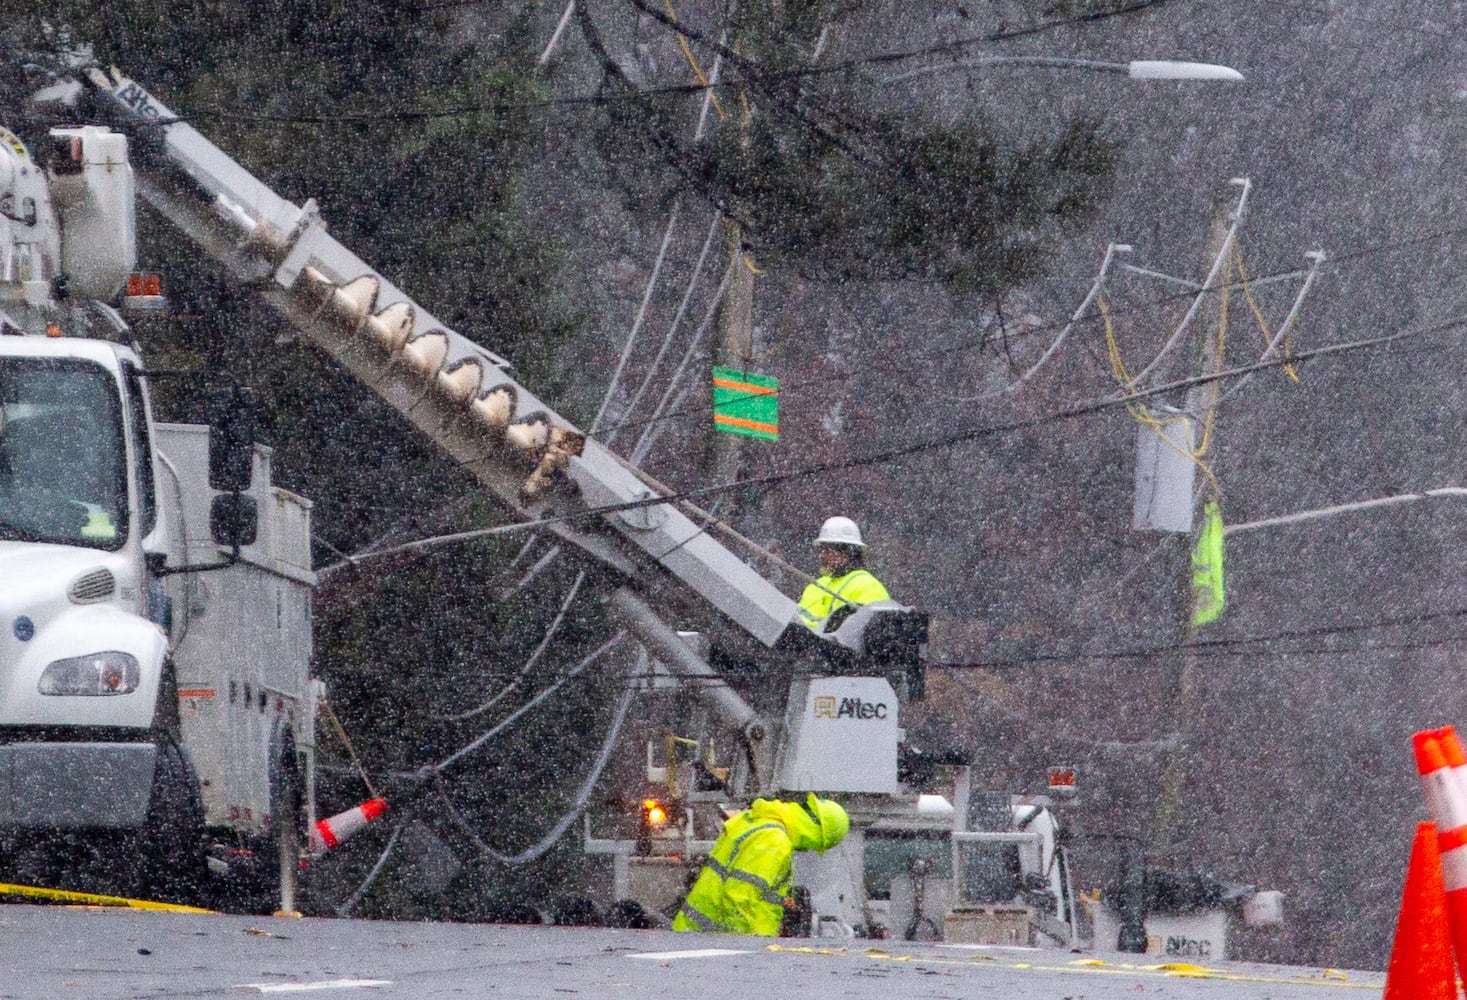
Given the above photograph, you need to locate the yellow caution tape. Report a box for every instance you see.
[0,881,214,914]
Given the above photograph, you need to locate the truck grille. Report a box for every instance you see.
[69,568,116,604]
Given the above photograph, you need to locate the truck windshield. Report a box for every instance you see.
[0,358,129,551]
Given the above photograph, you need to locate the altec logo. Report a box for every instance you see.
[813,695,888,720]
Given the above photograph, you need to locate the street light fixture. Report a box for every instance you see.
[882,57,1244,86]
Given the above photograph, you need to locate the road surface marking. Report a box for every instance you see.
[235,980,392,992]
[764,945,1383,990]
[627,948,750,960]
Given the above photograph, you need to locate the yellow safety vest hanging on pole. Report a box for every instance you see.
[1191,500,1226,627]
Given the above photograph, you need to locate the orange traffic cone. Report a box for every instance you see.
[1414,727,1467,996]
[309,798,388,854]
[1384,822,1458,1000]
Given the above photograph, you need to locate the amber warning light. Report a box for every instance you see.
[123,274,167,315]
[642,799,668,826]
[127,274,162,296]
[1047,766,1077,798]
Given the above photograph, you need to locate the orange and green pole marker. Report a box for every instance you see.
[712,366,779,441]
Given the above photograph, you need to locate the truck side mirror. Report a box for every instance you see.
[210,493,258,548]
[207,387,256,493]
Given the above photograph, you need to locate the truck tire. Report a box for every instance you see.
[137,738,208,905]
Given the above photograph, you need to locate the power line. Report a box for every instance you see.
[621,0,1182,83]
[590,232,1463,443]
[939,604,1467,670]
[117,0,1179,128]
[316,310,1467,576]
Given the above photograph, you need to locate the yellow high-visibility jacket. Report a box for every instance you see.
[673,799,825,935]
[797,568,890,633]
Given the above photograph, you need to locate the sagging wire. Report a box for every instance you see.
[308,309,1467,577]
[1237,242,1302,380]
[537,0,578,66]
[1115,178,1252,394]
[537,15,726,579]
[441,570,587,722]
[606,209,724,449]
[629,263,732,466]
[1190,247,1230,468]
[593,6,727,444]
[597,247,1334,441]
[412,631,628,779]
[335,823,403,918]
[432,654,639,866]
[1101,292,1219,493]
[1210,244,1325,407]
[665,0,728,123]
[600,18,729,451]
[590,199,683,436]
[501,542,564,599]
[948,241,1131,403]
[322,695,382,802]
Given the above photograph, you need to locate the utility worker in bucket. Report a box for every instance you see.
[673,793,850,935]
[797,516,891,633]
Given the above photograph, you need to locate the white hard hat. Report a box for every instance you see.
[815,516,865,548]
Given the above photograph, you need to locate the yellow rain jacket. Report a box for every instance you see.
[797,569,890,633]
[673,797,830,935]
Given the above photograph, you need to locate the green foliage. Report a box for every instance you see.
[583,2,1117,295]
[5,0,579,387]
[725,0,869,66]
[3,0,583,488]
[684,104,1114,289]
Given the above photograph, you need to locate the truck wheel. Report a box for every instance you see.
[137,738,208,905]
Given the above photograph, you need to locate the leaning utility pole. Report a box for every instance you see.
[704,39,757,501]
[1150,190,1240,864]
[709,230,756,487]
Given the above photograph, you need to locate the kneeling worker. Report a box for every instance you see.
[673,793,850,935]
[798,516,891,633]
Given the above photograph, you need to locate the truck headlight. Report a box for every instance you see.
[38,652,141,696]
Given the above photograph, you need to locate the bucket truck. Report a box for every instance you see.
[0,119,316,906]
[1,50,1079,943]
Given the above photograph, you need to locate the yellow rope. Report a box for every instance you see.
[1194,253,1230,460]
[322,696,381,801]
[666,0,726,121]
[722,218,765,277]
[1099,294,1219,491]
[1233,239,1300,382]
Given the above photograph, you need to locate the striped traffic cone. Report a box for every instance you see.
[309,798,388,854]
[1383,822,1457,1000]
[1413,727,1467,992]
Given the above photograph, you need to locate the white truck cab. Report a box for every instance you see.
[0,121,316,906]
[0,336,172,826]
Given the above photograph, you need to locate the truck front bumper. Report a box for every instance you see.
[0,742,156,828]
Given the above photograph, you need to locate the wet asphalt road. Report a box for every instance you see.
[0,904,1385,999]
